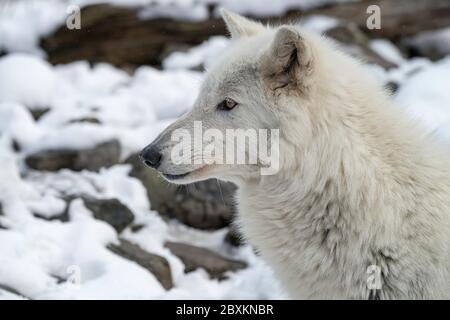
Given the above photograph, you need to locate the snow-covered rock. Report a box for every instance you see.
[405,27,450,61]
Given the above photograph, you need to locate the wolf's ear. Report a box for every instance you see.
[261,26,313,92]
[221,9,264,38]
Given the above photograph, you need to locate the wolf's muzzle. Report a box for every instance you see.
[139,145,162,169]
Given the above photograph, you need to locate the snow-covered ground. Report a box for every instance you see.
[0,52,285,299]
[1,0,450,300]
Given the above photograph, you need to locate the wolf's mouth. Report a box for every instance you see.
[161,166,209,181]
[162,171,191,180]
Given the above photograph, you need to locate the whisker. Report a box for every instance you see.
[216,178,225,206]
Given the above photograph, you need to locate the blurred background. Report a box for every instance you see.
[0,0,449,299]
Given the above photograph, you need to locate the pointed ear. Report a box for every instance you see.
[260,26,313,92]
[221,9,264,38]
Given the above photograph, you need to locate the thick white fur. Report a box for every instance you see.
[146,10,450,299]
[233,15,450,299]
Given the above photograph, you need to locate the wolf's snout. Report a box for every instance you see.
[139,145,162,169]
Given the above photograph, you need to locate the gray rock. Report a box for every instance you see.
[32,195,135,232]
[0,284,30,299]
[33,211,70,223]
[68,117,101,125]
[25,140,121,172]
[30,108,50,121]
[165,241,247,280]
[385,81,399,94]
[82,196,134,233]
[31,196,71,223]
[402,28,450,61]
[108,239,173,290]
[130,224,145,233]
[11,139,21,152]
[125,153,237,230]
[0,202,6,230]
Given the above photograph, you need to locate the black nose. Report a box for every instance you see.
[139,145,162,169]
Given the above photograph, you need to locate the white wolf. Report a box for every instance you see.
[140,10,450,299]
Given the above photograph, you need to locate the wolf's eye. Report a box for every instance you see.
[217,98,238,111]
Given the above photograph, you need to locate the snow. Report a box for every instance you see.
[163,36,230,70]
[161,16,340,71]
[0,55,202,158]
[0,1,67,55]
[369,39,406,66]
[0,0,449,301]
[0,50,281,298]
[0,0,356,54]
[0,137,283,299]
[394,57,450,142]
[299,15,339,34]
[0,54,57,108]
[406,27,450,60]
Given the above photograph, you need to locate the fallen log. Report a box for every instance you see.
[302,0,450,39]
[40,0,450,67]
[41,4,226,67]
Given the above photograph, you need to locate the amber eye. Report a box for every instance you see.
[217,98,238,111]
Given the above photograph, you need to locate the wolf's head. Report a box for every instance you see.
[140,10,369,186]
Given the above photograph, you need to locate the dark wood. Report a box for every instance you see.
[41,4,226,67]
[40,0,450,67]
[303,0,450,39]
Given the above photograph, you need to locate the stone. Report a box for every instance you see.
[25,140,121,172]
[0,284,29,299]
[165,241,247,280]
[108,239,173,290]
[30,108,50,121]
[0,202,6,230]
[68,117,101,124]
[81,196,134,233]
